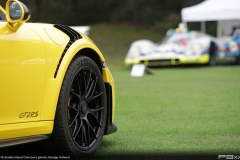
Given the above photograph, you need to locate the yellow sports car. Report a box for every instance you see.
[0,0,116,157]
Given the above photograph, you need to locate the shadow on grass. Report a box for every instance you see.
[93,140,229,160]
[0,142,237,160]
[93,154,219,160]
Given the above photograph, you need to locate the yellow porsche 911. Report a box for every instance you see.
[0,0,116,157]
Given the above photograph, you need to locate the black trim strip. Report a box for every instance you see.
[0,135,48,148]
[54,24,82,42]
[53,24,82,78]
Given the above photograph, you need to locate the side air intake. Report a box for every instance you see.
[53,24,82,78]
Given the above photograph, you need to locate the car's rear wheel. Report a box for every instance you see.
[235,54,240,65]
[49,56,107,157]
[208,43,216,66]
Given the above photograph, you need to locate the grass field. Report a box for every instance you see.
[97,66,240,156]
[89,24,240,158]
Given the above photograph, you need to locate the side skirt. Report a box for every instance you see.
[0,135,48,148]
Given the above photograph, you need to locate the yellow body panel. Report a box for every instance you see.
[0,22,46,124]
[0,22,115,139]
[179,54,209,64]
[125,54,210,66]
[40,34,112,121]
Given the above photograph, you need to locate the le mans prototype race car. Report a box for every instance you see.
[125,26,240,66]
[0,0,116,157]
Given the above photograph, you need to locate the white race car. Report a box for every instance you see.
[125,28,240,66]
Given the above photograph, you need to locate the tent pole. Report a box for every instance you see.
[217,20,221,37]
[201,21,206,33]
[183,21,188,30]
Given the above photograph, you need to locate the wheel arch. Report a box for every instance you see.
[74,48,116,135]
[41,42,104,121]
[41,40,116,135]
[75,48,103,73]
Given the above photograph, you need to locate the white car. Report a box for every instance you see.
[125,28,240,66]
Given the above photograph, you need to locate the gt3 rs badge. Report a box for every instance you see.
[19,111,39,118]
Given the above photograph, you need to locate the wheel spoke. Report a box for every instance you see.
[68,105,78,112]
[71,118,79,139]
[76,74,82,98]
[85,79,94,99]
[86,120,91,146]
[89,113,101,128]
[73,122,82,140]
[83,70,87,90]
[88,92,102,102]
[89,107,104,113]
[85,77,98,100]
[81,126,84,146]
[71,89,80,98]
[86,117,97,139]
[69,112,79,127]
[82,124,88,146]
[86,69,92,91]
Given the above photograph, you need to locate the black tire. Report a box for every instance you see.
[208,43,216,66]
[235,54,240,65]
[49,56,107,157]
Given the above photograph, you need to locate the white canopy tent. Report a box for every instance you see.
[181,0,240,37]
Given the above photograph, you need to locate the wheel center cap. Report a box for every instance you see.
[80,101,87,115]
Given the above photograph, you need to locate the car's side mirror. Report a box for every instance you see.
[5,0,31,32]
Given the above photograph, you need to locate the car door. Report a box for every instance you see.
[0,22,46,124]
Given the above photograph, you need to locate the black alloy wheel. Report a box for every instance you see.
[68,65,104,150]
[48,56,107,157]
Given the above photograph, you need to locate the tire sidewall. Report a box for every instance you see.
[208,43,216,66]
[236,54,240,65]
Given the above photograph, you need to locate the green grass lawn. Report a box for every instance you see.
[89,24,240,157]
[97,66,240,155]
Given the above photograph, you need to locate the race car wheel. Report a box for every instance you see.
[208,43,216,66]
[51,56,107,157]
[236,55,240,65]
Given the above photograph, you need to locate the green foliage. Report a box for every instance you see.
[206,21,217,37]
[0,0,203,28]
